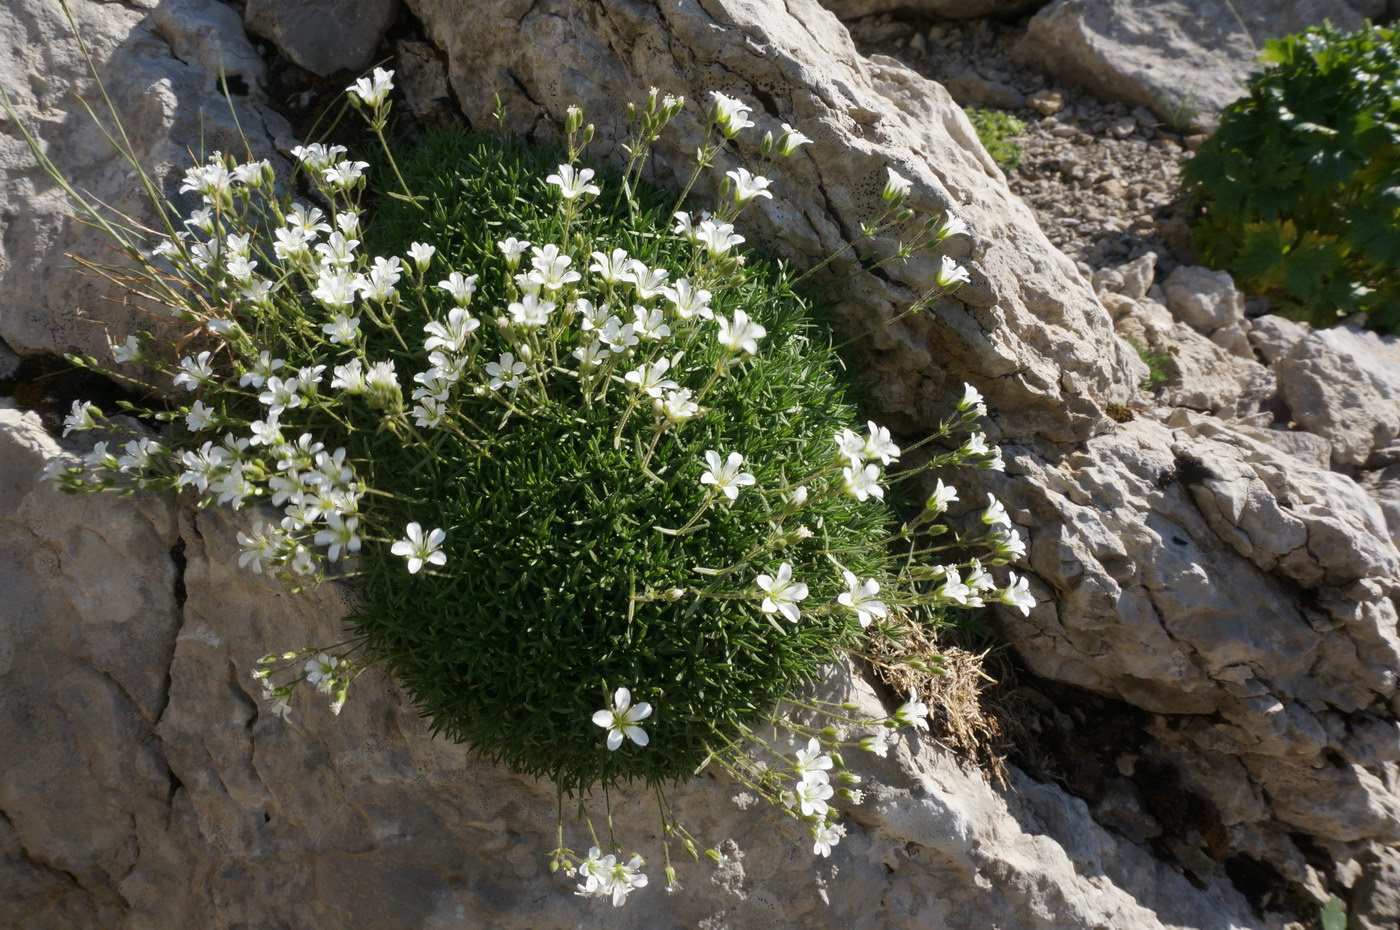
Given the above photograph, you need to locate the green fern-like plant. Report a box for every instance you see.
[1182,23,1400,333]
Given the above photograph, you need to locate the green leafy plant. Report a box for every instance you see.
[1128,337,1170,390]
[966,108,1026,173]
[1182,23,1400,333]
[11,54,1036,904]
[1319,893,1347,930]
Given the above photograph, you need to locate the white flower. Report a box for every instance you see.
[572,340,610,369]
[892,687,929,731]
[314,514,361,562]
[314,231,359,266]
[335,210,360,235]
[331,359,366,394]
[672,211,699,244]
[530,243,581,290]
[624,259,669,299]
[497,237,530,268]
[508,294,556,328]
[794,778,834,818]
[391,522,447,574]
[273,226,311,262]
[708,91,754,138]
[606,855,648,907]
[304,652,340,693]
[982,494,1011,528]
[700,450,755,501]
[290,143,347,173]
[937,255,971,290]
[592,687,652,751]
[111,335,141,364]
[935,212,969,240]
[656,388,699,422]
[485,352,526,391]
[546,163,601,200]
[860,733,889,757]
[936,566,972,606]
[260,679,293,720]
[574,847,615,900]
[793,738,833,783]
[423,308,480,353]
[962,432,990,458]
[662,279,712,319]
[312,267,357,308]
[248,416,282,447]
[237,522,276,574]
[813,821,846,857]
[224,255,258,281]
[715,309,766,355]
[959,382,987,415]
[776,123,813,157]
[838,570,887,628]
[347,67,394,107]
[258,376,303,417]
[62,400,98,436]
[358,259,401,302]
[725,167,773,205]
[862,421,900,465]
[322,160,370,190]
[437,271,479,305]
[882,167,912,202]
[600,317,639,353]
[286,202,333,236]
[574,298,609,332]
[365,361,401,406]
[407,241,436,271]
[925,478,958,515]
[834,428,866,464]
[694,218,744,256]
[589,248,631,284]
[185,400,216,432]
[172,352,215,392]
[624,358,678,398]
[842,463,884,501]
[996,527,1027,560]
[786,486,808,508]
[755,561,809,623]
[322,314,361,345]
[1000,572,1036,616]
[631,305,670,341]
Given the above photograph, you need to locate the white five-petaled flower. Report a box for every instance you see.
[937,255,972,292]
[813,821,846,857]
[882,166,912,202]
[959,382,987,415]
[694,218,745,256]
[390,522,447,574]
[700,450,756,501]
[777,123,813,157]
[893,687,929,731]
[322,314,361,345]
[926,478,958,515]
[291,143,347,173]
[862,421,901,465]
[935,211,970,240]
[656,388,699,422]
[708,91,754,138]
[437,271,479,305]
[589,248,631,284]
[347,67,394,107]
[793,738,833,783]
[407,241,436,271]
[185,400,216,432]
[662,278,712,319]
[497,237,530,268]
[834,428,866,464]
[314,514,361,562]
[546,164,601,200]
[592,687,652,751]
[508,294,556,327]
[172,352,215,391]
[725,167,773,205]
[755,561,809,623]
[63,400,98,436]
[1000,572,1036,616]
[982,493,1011,528]
[715,309,766,356]
[485,352,526,391]
[304,652,340,693]
[322,160,370,190]
[111,335,141,364]
[838,570,887,628]
[794,777,834,818]
[842,463,884,502]
[624,358,678,398]
[423,308,481,353]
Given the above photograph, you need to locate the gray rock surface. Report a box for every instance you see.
[1249,314,1312,365]
[821,0,1048,20]
[1163,265,1246,334]
[0,0,292,363]
[244,0,400,78]
[1275,327,1400,469]
[1015,0,1365,129]
[6,0,1400,925]
[0,404,1270,929]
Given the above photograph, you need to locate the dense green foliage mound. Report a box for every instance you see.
[349,129,890,792]
[1182,23,1400,333]
[966,108,1026,173]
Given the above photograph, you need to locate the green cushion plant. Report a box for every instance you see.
[1182,22,1400,333]
[13,62,1034,904]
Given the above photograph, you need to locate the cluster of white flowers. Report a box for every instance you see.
[573,846,648,907]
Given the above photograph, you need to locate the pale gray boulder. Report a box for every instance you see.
[821,0,1049,20]
[244,0,400,77]
[1015,0,1364,129]
[1276,327,1400,469]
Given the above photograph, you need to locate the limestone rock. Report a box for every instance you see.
[1015,0,1364,129]
[244,0,400,78]
[1249,314,1312,365]
[944,70,1026,110]
[0,405,1268,929]
[406,0,1138,443]
[1113,295,1245,411]
[821,0,1049,19]
[1162,265,1246,335]
[0,0,293,363]
[1275,327,1400,468]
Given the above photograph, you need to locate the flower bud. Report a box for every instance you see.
[760,130,774,157]
[820,726,840,741]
